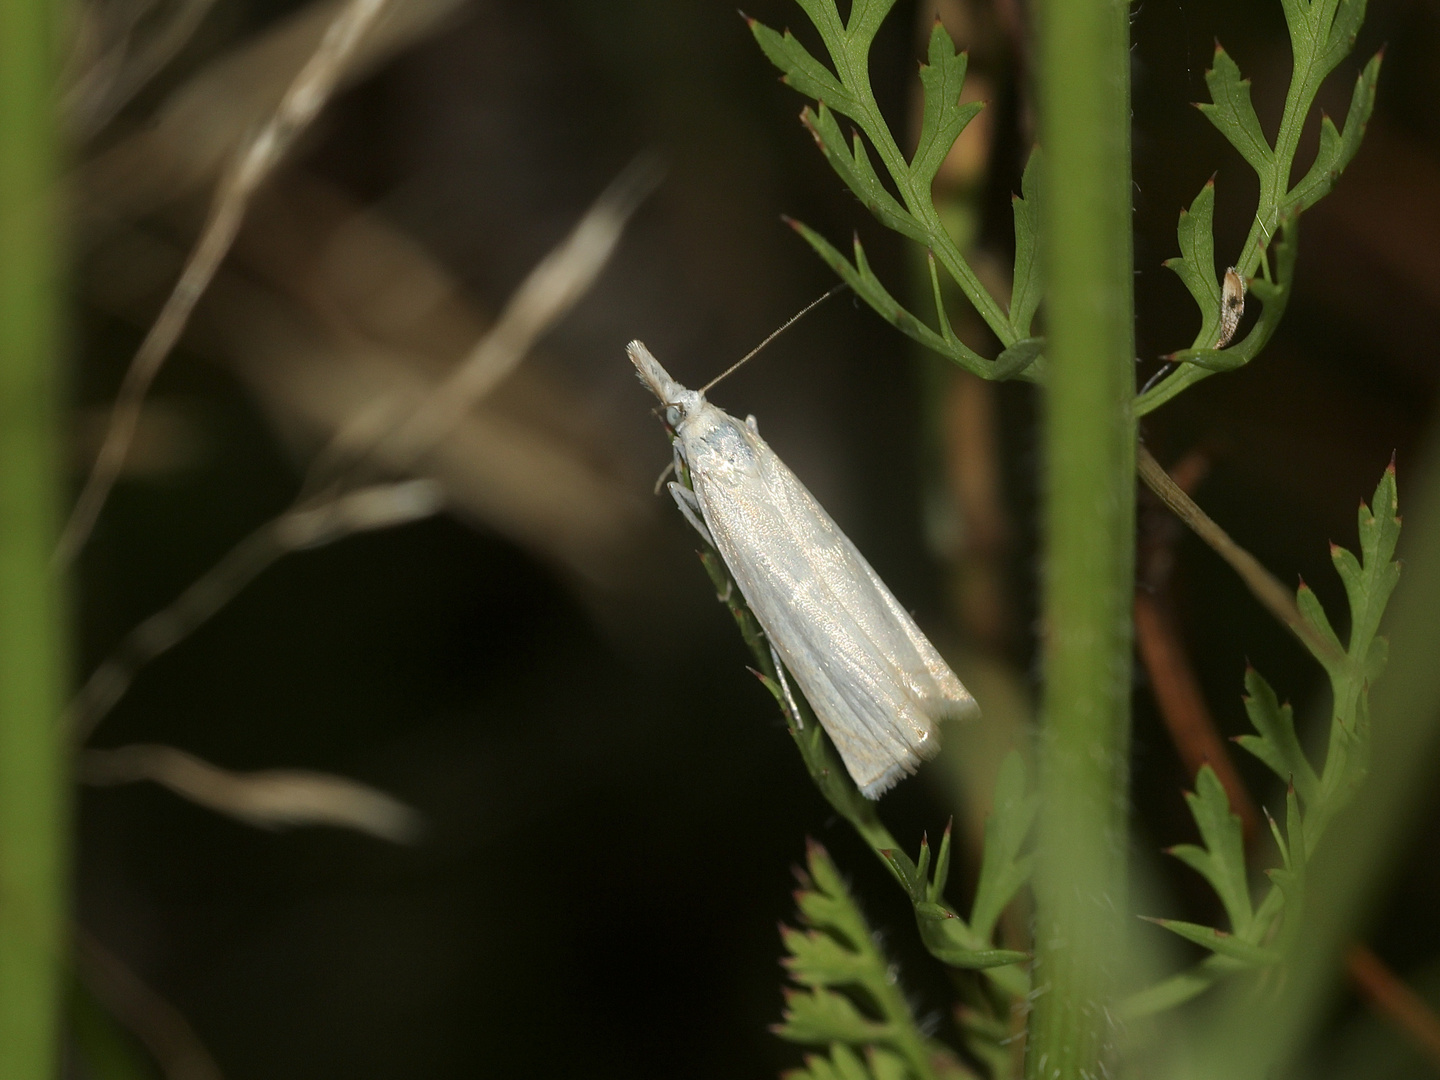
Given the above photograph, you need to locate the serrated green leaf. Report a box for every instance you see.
[787,220,990,374]
[1166,180,1223,348]
[802,106,929,244]
[970,751,1037,940]
[1198,45,1274,174]
[794,0,847,42]
[800,843,871,944]
[1288,52,1381,213]
[1285,784,1306,880]
[1363,634,1389,683]
[782,840,977,1073]
[783,926,876,987]
[1237,668,1320,802]
[911,23,982,187]
[784,1051,841,1080]
[832,1044,873,1080]
[1279,0,1362,88]
[917,911,1029,969]
[928,820,952,903]
[1277,0,1310,39]
[1339,461,1402,659]
[993,337,1045,380]
[1009,146,1042,337]
[1297,581,1346,673]
[1147,918,1282,966]
[1120,954,1247,1019]
[879,847,925,903]
[777,987,892,1044]
[866,1048,909,1080]
[1318,0,1369,83]
[1173,766,1253,934]
[749,19,859,115]
[843,0,901,43]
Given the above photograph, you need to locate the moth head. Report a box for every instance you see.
[627,340,703,426]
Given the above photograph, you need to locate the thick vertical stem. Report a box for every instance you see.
[1026,0,1136,1077]
[0,0,69,1074]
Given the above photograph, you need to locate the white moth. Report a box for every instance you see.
[629,340,979,798]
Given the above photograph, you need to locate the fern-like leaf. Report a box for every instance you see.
[777,842,973,1080]
[1235,668,1320,803]
[1197,46,1273,175]
[749,1,1019,357]
[911,23,983,189]
[1137,5,1381,415]
[1167,766,1254,937]
[968,752,1037,942]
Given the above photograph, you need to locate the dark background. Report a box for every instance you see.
[72,0,1440,1075]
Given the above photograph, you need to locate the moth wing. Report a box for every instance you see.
[693,419,976,797]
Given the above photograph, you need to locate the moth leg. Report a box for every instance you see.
[768,644,804,730]
[745,414,759,435]
[651,459,676,496]
[666,481,715,548]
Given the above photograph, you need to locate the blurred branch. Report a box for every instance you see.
[59,0,398,563]
[67,479,441,743]
[63,0,220,141]
[80,0,465,224]
[1345,944,1440,1071]
[1134,591,1262,841]
[74,927,225,1080]
[1136,445,1348,669]
[73,160,657,746]
[1135,447,1261,842]
[81,744,422,841]
[307,153,664,490]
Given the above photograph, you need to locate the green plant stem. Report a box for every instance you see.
[0,0,69,1075]
[1026,0,1136,1077]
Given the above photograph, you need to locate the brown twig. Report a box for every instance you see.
[75,927,225,1080]
[1136,444,1349,670]
[1134,591,1262,842]
[58,0,396,563]
[1346,943,1440,1070]
[1137,449,1440,1071]
[81,743,422,841]
[303,153,664,493]
[67,480,441,743]
[71,159,658,744]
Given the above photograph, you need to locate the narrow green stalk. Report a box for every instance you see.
[0,0,69,1074]
[1027,0,1136,1077]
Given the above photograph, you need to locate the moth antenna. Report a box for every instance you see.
[698,284,847,395]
